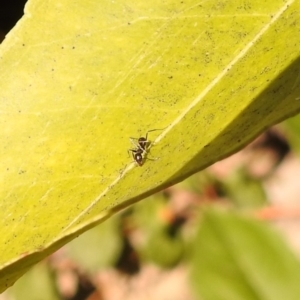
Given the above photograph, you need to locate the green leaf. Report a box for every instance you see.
[1,0,300,291]
[222,168,267,208]
[190,209,300,300]
[65,215,122,273]
[133,194,184,267]
[283,114,300,152]
[8,262,60,300]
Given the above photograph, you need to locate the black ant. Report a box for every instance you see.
[128,147,145,166]
[128,128,164,166]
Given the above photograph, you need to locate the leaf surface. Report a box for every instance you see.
[0,0,300,291]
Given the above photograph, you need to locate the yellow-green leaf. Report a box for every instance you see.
[1,0,300,291]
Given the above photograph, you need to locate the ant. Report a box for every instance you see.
[128,128,164,166]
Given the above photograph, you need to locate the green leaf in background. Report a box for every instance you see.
[222,168,267,208]
[284,114,300,152]
[133,194,185,267]
[8,262,60,300]
[1,0,300,291]
[65,215,122,273]
[190,209,300,300]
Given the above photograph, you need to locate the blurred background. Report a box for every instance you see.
[2,2,300,299]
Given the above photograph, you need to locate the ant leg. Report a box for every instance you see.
[144,127,166,139]
[146,156,159,161]
[143,150,160,161]
[145,127,166,146]
[129,138,141,149]
[128,148,139,158]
